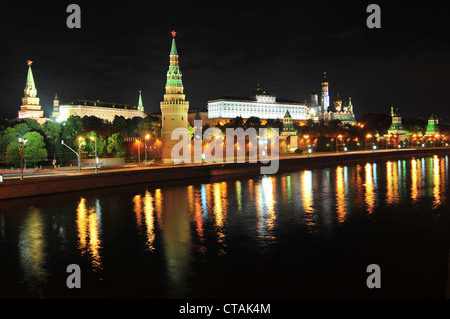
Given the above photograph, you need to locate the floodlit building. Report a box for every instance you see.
[311,72,356,125]
[160,31,190,163]
[425,114,439,136]
[384,106,409,144]
[208,84,307,121]
[57,91,146,123]
[18,60,49,125]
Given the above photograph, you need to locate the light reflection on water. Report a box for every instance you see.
[2,155,449,298]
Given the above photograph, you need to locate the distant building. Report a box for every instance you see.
[425,114,439,136]
[18,60,49,125]
[280,109,298,153]
[208,84,307,121]
[57,91,146,123]
[309,72,356,125]
[51,94,60,120]
[384,106,409,145]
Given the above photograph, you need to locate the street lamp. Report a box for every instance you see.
[145,134,150,166]
[18,138,27,181]
[90,136,98,174]
[336,135,343,153]
[78,137,83,168]
[61,140,81,173]
[365,134,372,151]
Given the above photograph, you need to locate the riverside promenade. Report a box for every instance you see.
[1,147,450,201]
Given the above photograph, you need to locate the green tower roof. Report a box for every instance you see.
[284,109,292,119]
[166,31,183,88]
[25,62,36,90]
[171,37,177,55]
[138,91,143,108]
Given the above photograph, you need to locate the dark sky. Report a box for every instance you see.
[1,1,449,122]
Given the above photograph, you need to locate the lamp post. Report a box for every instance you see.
[365,134,372,151]
[90,136,98,174]
[336,135,343,153]
[61,140,81,173]
[145,134,150,166]
[136,140,141,165]
[18,138,27,181]
[78,137,83,168]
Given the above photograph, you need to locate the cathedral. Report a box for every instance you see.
[309,72,356,125]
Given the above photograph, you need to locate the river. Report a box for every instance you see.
[1,154,449,299]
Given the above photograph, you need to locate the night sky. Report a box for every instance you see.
[1,1,449,122]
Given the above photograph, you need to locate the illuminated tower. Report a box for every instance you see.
[52,94,60,120]
[160,31,189,163]
[19,60,44,122]
[138,90,144,112]
[320,72,329,112]
[425,114,439,136]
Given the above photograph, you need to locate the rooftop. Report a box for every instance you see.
[62,99,139,110]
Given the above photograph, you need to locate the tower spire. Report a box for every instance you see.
[160,31,190,163]
[19,60,44,122]
[138,90,144,112]
[25,60,37,98]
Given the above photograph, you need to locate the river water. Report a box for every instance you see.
[1,155,449,299]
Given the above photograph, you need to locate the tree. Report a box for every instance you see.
[23,132,48,165]
[84,131,106,158]
[136,116,161,139]
[61,116,83,164]
[5,131,47,166]
[62,116,83,144]
[82,116,108,135]
[0,127,20,163]
[23,119,42,132]
[110,115,128,136]
[245,116,261,128]
[107,133,126,158]
[42,120,63,162]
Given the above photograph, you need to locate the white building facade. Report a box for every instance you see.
[208,94,307,121]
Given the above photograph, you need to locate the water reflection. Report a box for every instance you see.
[18,207,47,297]
[160,188,192,297]
[364,163,376,213]
[133,191,156,252]
[301,170,314,230]
[335,166,347,223]
[432,155,447,209]
[411,158,422,205]
[386,161,399,205]
[256,176,277,241]
[76,198,102,271]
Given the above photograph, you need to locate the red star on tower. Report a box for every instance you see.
[171,30,177,37]
[27,60,33,66]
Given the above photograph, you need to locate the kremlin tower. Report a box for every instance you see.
[160,31,189,163]
[19,60,46,124]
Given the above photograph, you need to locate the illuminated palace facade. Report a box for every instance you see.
[208,85,307,122]
[55,91,146,123]
[208,73,356,125]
